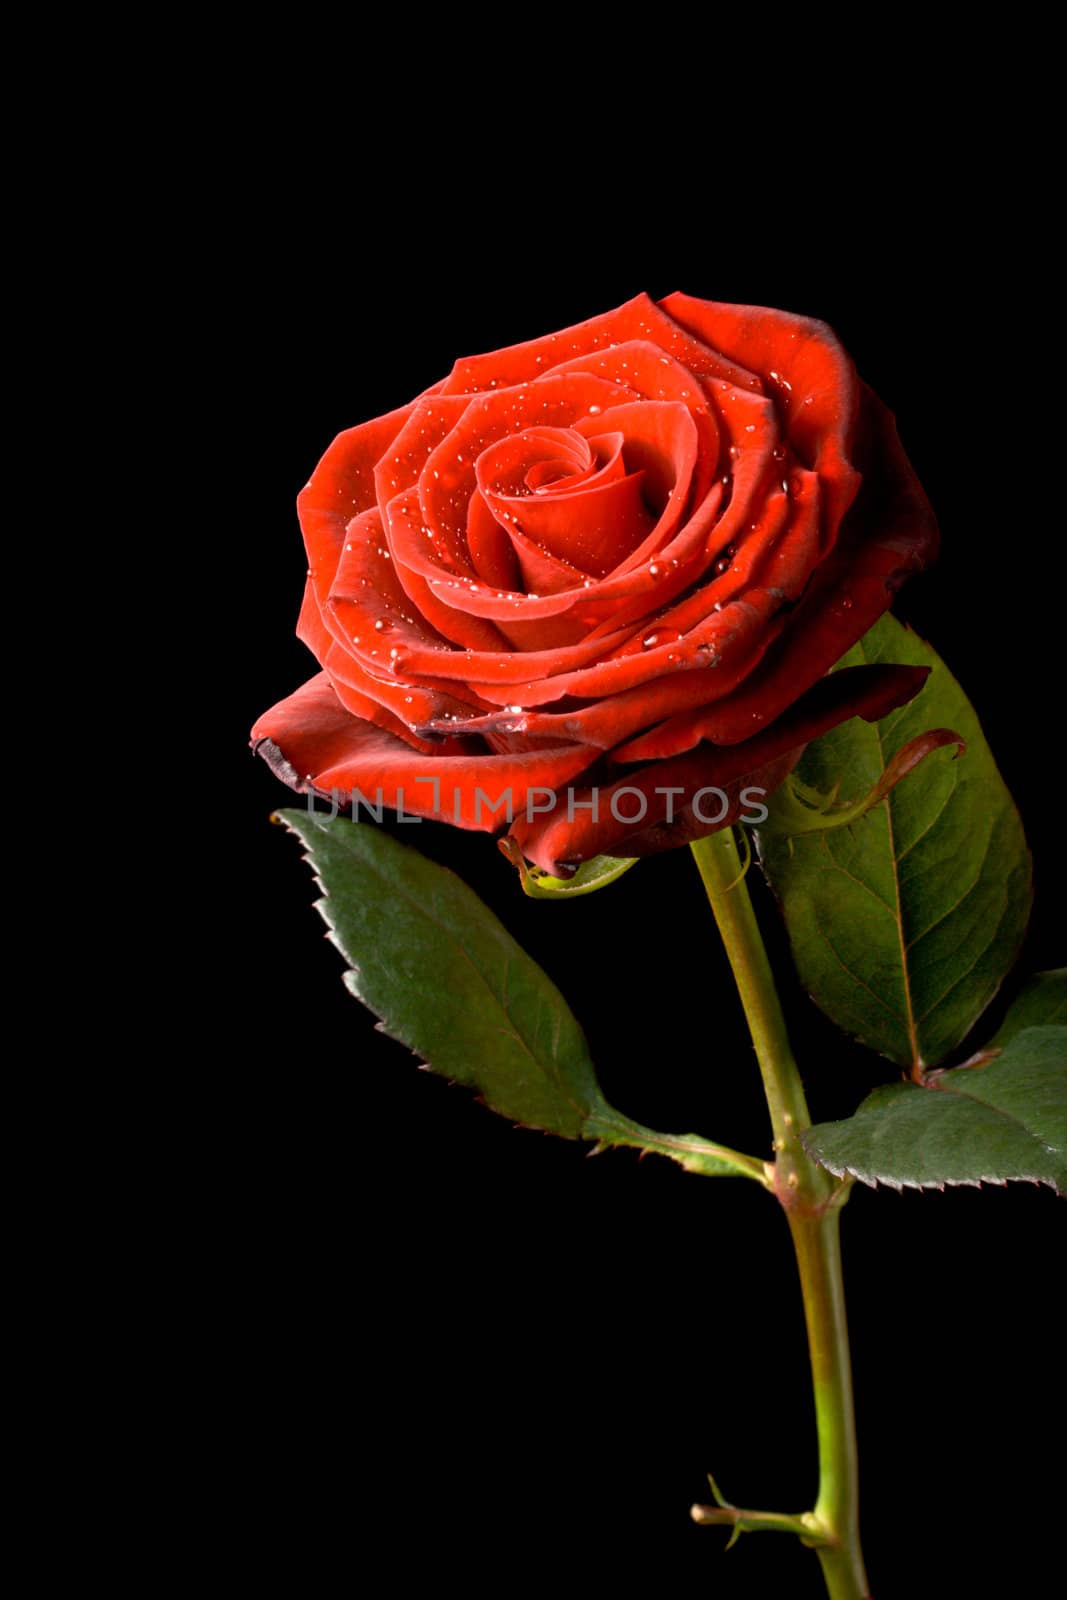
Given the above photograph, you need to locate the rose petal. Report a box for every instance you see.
[252,670,461,779]
[324,641,485,742]
[441,292,763,396]
[372,392,471,508]
[466,489,521,591]
[425,623,782,750]
[381,490,513,652]
[660,291,860,541]
[673,385,939,746]
[551,341,723,513]
[251,672,593,828]
[299,394,438,617]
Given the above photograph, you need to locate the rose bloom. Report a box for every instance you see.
[252,293,936,874]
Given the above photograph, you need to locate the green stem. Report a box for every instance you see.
[690,828,869,1600]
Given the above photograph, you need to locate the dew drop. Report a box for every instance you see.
[643,632,660,649]
[374,618,392,632]
[588,404,602,415]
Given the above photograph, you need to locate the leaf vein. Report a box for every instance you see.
[893,766,960,865]
[820,832,897,915]
[810,916,911,1030]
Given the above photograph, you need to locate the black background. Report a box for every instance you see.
[201,163,1063,1599]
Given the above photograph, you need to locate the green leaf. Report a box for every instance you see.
[276,810,764,1182]
[756,614,1032,1074]
[987,969,1067,1049]
[498,837,638,898]
[802,1026,1067,1194]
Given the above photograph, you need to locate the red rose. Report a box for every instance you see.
[252,292,936,875]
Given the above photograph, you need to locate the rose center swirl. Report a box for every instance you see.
[474,424,656,586]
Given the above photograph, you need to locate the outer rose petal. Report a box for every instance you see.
[442,292,766,397]
[660,386,938,749]
[507,664,930,875]
[659,291,860,538]
[299,395,438,618]
[252,673,593,828]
